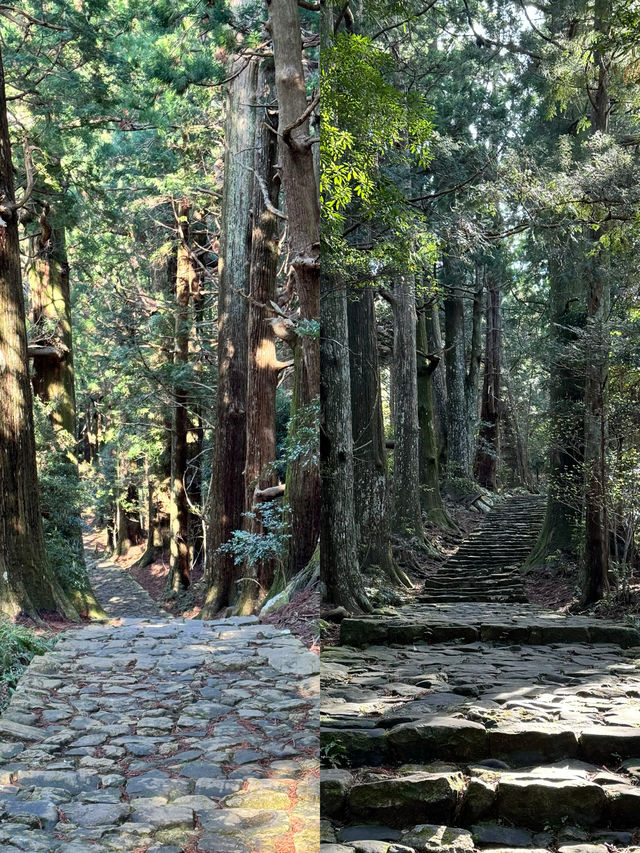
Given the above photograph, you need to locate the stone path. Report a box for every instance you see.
[85,546,162,619]
[0,552,319,852]
[421,495,545,604]
[320,499,640,853]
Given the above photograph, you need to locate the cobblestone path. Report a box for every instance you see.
[0,567,319,853]
[85,545,163,619]
[321,499,640,853]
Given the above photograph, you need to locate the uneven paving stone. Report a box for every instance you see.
[0,608,319,851]
[322,495,640,851]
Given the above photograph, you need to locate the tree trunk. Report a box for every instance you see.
[203,50,257,615]
[320,275,371,612]
[238,58,282,613]
[443,254,471,479]
[528,254,585,565]
[390,276,424,540]
[167,199,192,594]
[0,48,77,618]
[500,363,534,490]
[465,267,484,468]
[269,0,321,577]
[426,300,447,465]
[582,0,610,603]
[28,210,76,437]
[475,269,501,490]
[417,298,454,528]
[348,288,399,581]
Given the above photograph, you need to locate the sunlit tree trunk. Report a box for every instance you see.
[166,198,193,594]
[269,0,320,577]
[28,209,76,436]
[238,58,282,613]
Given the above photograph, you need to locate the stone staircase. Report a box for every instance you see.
[420,495,546,604]
[321,607,640,850]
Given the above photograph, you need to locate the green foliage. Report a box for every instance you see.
[0,620,53,697]
[218,504,290,568]
[33,400,89,592]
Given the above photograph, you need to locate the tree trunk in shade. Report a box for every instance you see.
[475,271,501,491]
[390,276,423,541]
[0,47,77,618]
[203,46,258,615]
[320,274,371,612]
[348,287,400,581]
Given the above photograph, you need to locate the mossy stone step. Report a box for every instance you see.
[339,616,640,648]
[321,717,640,769]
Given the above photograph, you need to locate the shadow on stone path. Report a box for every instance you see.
[0,548,319,852]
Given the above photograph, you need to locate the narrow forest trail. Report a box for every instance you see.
[84,541,163,619]
[320,496,640,853]
[0,550,320,852]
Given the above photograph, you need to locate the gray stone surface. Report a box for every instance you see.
[0,582,319,853]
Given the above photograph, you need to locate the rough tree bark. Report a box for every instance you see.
[0,48,77,618]
[167,198,193,594]
[426,300,448,465]
[203,47,258,614]
[582,0,611,603]
[320,274,371,612]
[348,287,405,582]
[465,267,484,468]
[528,253,585,566]
[389,276,424,541]
[269,0,321,577]
[475,268,501,490]
[443,254,471,479]
[417,297,454,528]
[238,58,283,613]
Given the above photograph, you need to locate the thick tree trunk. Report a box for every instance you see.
[269,0,320,577]
[28,211,76,437]
[528,255,585,565]
[0,48,77,618]
[465,268,484,468]
[348,288,401,581]
[417,299,454,528]
[426,301,447,464]
[390,276,424,540]
[203,51,257,615]
[238,58,282,613]
[443,255,471,479]
[167,199,192,594]
[320,275,371,612]
[475,271,501,490]
[582,0,610,603]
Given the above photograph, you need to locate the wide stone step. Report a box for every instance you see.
[321,761,640,835]
[321,717,640,769]
[339,615,640,648]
